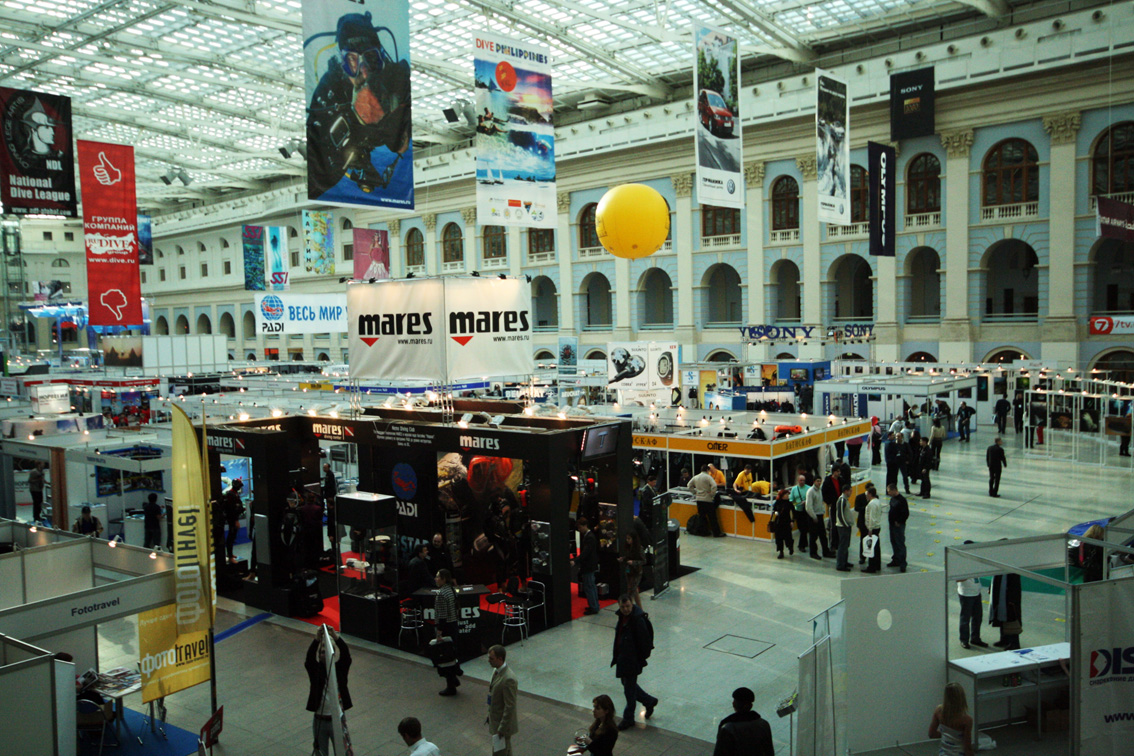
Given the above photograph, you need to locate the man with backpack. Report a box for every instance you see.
[612,594,657,730]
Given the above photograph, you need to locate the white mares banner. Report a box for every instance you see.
[693,25,743,209]
[264,225,290,290]
[816,69,850,225]
[255,293,347,335]
[1077,579,1134,755]
[443,277,532,380]
[607,342,679,390]
[473,32,556,228]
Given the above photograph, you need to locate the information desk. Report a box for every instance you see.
[412,584,490,661]
[947,642,1070,745]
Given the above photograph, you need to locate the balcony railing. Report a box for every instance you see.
[701,233,742,249]
[528,251,555,264]
[827,222,868,239]
[905,211,942,229]
[905,314,942,324]
[581,323,613,331]
[578,246,605,260]
[482,256,508,269]
[980,202,1039,222]
[769,228,800,244]
[441,260,464,273]
[638,322,674,330]
[703,320,742,329]
[533,324,559,333]
[406,264,425,275]
[982,311,1039,323]
[1089,191,1134,212]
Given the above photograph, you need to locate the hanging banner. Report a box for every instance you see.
[302,0,414,209]
[889,67,935,141]
[473,32,557,227]
[137,213,153,265]
[1089,316,1134,336]
[816,70,850,226]
[444,277,532,380]
[353,228,389,281]
[868,142,896,257]
[78,140,142,327]
[255,292,348,335]
[607,342,679,391]
[0,87,78,217]
[242,225,265,291]
[1077,579,1134,756]
[264,225,290,290]
[1097,197,1134,243]
[303,209,335,274]
[693,25,743,209]
[31,280,66,302]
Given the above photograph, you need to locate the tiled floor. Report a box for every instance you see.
[92,426,1123,754]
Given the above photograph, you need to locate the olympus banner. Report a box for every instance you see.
[255,292,347,335]
[868,141,896,257]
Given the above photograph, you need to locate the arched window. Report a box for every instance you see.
[585,349,607,361]
[196,314,212,334]
[1090,239,1134,313]
[702,205,740,238]
[983,139,1039,206]
[985,348,1029,364]
[51,258,70,268]
[850,165,869,223]
[772,176,799,231]
[176,245,185,256]
[582,272,612,328]
[769,260,801,322]
[1093,349,1134,384]
[219,312,236,338]
[529,229,555,256]
[156,248,164,259]
[983,240,1039,319]
[405,228,425,267]
[907,351,937,363]
[707,350,736,362]
[175,314,189,334]
[154,316,169,336]
[906,153,941,214]
[638,268,674,327]
[441,222,463,264]
[578,204,599,248]
[534,350,555,361]
[1093,122,1134,196]
[531,276,558,328]
[906,247,941,321]
[830,254,873,319]
[341,217,353,230]
[483,225,506,259]
[242,311,256,339]
[702,264,742,324]
[288,226,298,238]
[197,241,206,253]
[221,238,230,249]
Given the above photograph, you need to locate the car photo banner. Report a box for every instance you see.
[302,0,414,210]
[78,140,142,327]
[868,141,896,257]
[255,292,348,335]
[0,87,78,217]
[889,67,935,141]
[242,225,265,290]
[264,225,290,290]
[816,69,850,225]
[303,209,335,274]
[137,213,153,265]
[353,227,389,280]
[693,24,743,210]
[473,31,556,228]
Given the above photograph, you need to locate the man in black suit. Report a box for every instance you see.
[713,687,773,756]
[986,437,1007,497]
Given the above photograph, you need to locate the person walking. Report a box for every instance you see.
[713,687,774,756]
[805,477,829,560]
[487,645,519,755]
[690,465,723,537]
[434,568,463,696]
[886,484,909,572]
[863,491,884,573]
[398,717,441,756]
[986,437,1007,497]
[918,437,934,499]
[1012,391,1025,434]
[928,683,974,756]
[870,417,883,466]
[956,565,988,650]
[821,468,842,554]
[771,489,795,559]
[929,419,946,460]
[884,433,900,489]
[305,626,352,756]
[612,594,658,730]
[572,518,600,615]
[28,461,45,524]
[618,531,646,608]
[833,485,854,572]
[956,402,975,443]
[143,492,164,550]
[569,695,619,756]
[789,474,811,554]
[993,396,1011,435]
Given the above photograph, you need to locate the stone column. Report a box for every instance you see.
[508,225,522,277]
[556,191,574,331]
[387,218,402,278]
[422,212,437,276]
[938,129,974,362]
[797,155,822,358]
[461,206,477,275]
[1041,111,1082,366]
[744,161,766,324]
[672,172,696,343]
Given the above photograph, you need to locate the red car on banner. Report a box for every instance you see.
[1089,316,1134,336]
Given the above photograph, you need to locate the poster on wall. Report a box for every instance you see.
[264,225,289,290]
[1076,579,1134,755]
[437,451,525,585]
[302,0,414,209]
[29,383,70,414]
[868,141,896,257]
[137,213,153,265]
[693,24,743,209]
[255,292,348,335]
[31,280,66,302]
[0,87,77,217]
[242,225,264,290]
[303,209,335,274]
[816,70,850,226]
[353,228,389,281]
[473,32,556,228]
[78,140,142,327]
[889,67,935,141]
[100,334,143,367]
[1097,197,1134,243]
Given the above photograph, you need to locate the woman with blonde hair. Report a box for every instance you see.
[928,682,973,756]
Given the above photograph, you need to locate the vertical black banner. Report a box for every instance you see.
[868,142,896,257]
[651,493,671,597]
[0,87,78,217]
[889,67,935,141]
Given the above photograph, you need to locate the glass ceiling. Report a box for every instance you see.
[0,0,983,210]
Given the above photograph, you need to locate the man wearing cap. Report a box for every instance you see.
[713,687,773,756]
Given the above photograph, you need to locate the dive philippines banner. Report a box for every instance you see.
[78,140,142,327]
[353,227,389,280]
[304,209,335,274]
[1076,579,1134,755]
[348,277,532,381]
[255,292,348,335]
[302,0,414,209]
[889,67,935,141]
[242,225,265,291]
[0,87,78,217]
[816,70,850,226]
[693,24,743,210]
[868,142,896,257]
[474,32,556,228]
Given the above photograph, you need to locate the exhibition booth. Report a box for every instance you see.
[1023,376,1134,470]
[0,632,76,756]
[813,372,979,433]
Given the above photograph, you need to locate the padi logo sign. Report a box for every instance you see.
[356,312,434,347]
[459,435,500,451]
[396,500,418,517]
[1090,646,1134,684]
[448,310,530,346]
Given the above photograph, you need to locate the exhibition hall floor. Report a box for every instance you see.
[95,427,1118,754]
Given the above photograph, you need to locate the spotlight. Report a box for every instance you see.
[159,168,176,185]
[524,274,532,283]
[442,107,459,123]
[177,169,192,186]
[279,145,292,159]
[406,272,415,278]
[471,271,480,277]
[498,273,507,280]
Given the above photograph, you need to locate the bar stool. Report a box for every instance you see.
[399,599,424,648]
[501,599,528,645]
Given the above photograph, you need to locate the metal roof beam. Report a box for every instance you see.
[952,0,1011,18]
[707,0,816,63]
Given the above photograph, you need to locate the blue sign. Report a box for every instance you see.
[260,295,284,321]
[392,462,417,500]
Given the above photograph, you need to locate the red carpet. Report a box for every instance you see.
[296,594,340,631]
[569,582,618,619]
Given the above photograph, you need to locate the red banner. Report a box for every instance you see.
[78,140,141,327]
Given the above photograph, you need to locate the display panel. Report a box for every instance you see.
[580,425,619,460]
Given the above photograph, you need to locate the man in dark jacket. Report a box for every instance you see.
[1012,392,1025,434]
[305,626,352,756]
[222,479,245,564]
[993,396,1011,435]
[713,687,773,756]
[917,437,934,499]
[986,437,1007,497]
[638,474,658,531]
[884,433,900,489]
[298,491,325,569]
[821,469,842,553]
[322,462,338,548]
[956,402,975,442]
[572,517,600,615]
[886,483,909,572]
[612,595,658,730]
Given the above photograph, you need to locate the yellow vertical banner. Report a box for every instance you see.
[138,405,214,702]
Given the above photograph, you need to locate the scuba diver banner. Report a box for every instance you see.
[473,32,556,228]
[264,225,290,290]
[816,69,850,226]
[303,2,414,209]
[693,25,743,210]
[0,87,78,217]
[242,225,265,291]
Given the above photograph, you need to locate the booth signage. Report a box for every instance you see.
[738,323,874,342]
[254,292,347,335]
[1077,579,1134,755]
[29,383,70,414]
[1089,316,1134,336]
[138,603,211,703]
[0,378,18,395]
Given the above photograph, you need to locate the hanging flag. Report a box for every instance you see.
[302,0,414,209]
[264,225,290,290]
[137,213,153,265]
[473,32,556,227]
[693,24,743,210]
[78,140,142,327]
[816,70,850,225]
[889,68,935,141]
[242,225,265,290]
[353,228,389,281]
[0,87,78,217]
[303,209,335,274]
[1097,197,1134,243]
[868,142,896,257]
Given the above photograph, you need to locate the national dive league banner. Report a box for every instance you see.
[1076,579,1134,755]
[242,225,265,291]
[0,87,78,217]
[255,292,348,335]
[303,209,335,274]
[353,227,389,281]
[302,0,414,210]
[889,67,935,141]
[693,24,743,210]
[473,32,556,228]
[816,70,850,226]
[868,142,896,257]
[78,140,142,327]
[264,225,290,290]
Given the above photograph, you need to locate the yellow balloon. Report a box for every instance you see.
[596,183,670,259]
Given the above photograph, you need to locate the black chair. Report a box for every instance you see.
[76,698,117,756]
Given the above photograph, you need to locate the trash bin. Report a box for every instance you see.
[667,519,680,580]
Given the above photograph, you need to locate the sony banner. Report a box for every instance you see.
[474,32,557,227]
[264,225,290,290]
[1076,578,1134,755]
[353,227,389,281]
[868,141,896,257]
[0,87,78,217]
[693,24,743,210]
[1097,196,1134,243]
[255,292,348,335]
[302,0,414,209]
[78,140,142,327]
[816,70,850,226]
[889,67,935,141]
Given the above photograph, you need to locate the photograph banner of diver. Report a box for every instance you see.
[137,213,153,265]
[242,225,265,290]
[693,24,743,210]
[304,209,335,274]
[473,32,556,228]
[0,86,78,217]
[303,0,414,210]
[868,142,895,257]
[815,70,850,226]
[889,67,935,141]
[78,140,143,327]
[255,292,348,335]
[353,227,389,281]
[264,225,290,290]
